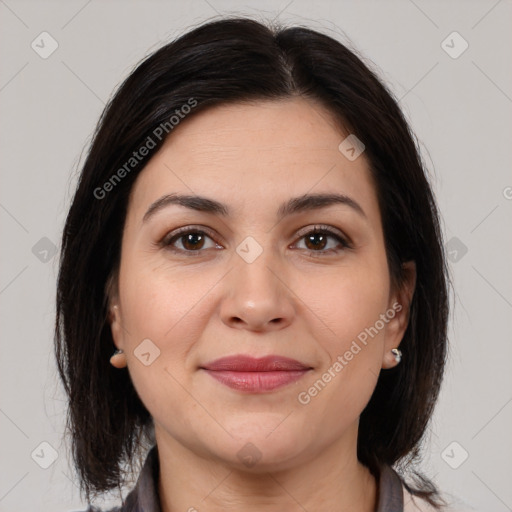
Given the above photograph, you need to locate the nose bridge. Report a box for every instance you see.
[234,234,281,302]
[220,234,294,330]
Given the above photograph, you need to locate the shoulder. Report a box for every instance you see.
[403,490,439,512]
[403,487,475,512]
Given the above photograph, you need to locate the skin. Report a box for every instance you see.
[109,97,416,512]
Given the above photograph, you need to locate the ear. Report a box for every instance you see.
[382,261,416,369]
[106,273,123,346]
[109,303,124,349]
[108,303,128,369]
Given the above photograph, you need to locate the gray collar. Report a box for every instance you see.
[116,445,404,512]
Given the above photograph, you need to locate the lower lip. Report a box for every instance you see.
[202,370,310,392]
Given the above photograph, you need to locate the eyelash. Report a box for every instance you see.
[159,225,352,257]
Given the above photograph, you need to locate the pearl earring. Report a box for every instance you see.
[391,348,402,364]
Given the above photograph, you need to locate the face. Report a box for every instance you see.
[109,97,414,471]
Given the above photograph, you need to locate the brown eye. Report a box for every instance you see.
[162,228,220,253]
[304,232,328,251]
[294,226,350,255]
[181,232,206,250]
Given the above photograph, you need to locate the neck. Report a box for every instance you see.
[156,424,377,512]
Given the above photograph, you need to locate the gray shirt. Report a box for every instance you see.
[84,444,406,512]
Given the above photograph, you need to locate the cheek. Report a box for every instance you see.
[296,261,390,348]
[293,260,390,398]
[117,258,224,366]
[116,263,214,422]
[294,293,386,426]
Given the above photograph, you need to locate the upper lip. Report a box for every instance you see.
[200,355,312,372]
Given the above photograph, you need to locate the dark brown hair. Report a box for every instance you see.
[55,16,449,509]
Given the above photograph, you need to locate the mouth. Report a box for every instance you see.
[199,354,313,393]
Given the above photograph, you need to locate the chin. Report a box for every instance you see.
[207,420,307,471]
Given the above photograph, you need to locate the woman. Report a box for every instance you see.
[55,16,459,512]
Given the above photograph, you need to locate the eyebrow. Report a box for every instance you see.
[142,192,366,223]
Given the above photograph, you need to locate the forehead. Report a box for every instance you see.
[127,98,379,222]
[158,98,349,162]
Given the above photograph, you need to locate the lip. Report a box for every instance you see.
[201,355,311,372]
[200,355,312,393]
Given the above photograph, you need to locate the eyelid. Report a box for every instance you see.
[293,224,352,248]
[160,225,222,246]
[159,223,352,254]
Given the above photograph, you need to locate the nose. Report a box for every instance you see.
[219,247,295,332]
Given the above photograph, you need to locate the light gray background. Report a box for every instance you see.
[1,1,511,511]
